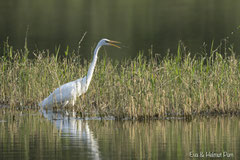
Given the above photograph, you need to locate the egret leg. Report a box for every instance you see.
[62,101,69,108]
[70,99,75,106]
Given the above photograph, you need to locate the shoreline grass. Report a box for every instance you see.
[0,41,240,119]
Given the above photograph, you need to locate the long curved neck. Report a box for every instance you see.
[86,43,102,88]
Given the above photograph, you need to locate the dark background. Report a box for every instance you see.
[0,0,240,60]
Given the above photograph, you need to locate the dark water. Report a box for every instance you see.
[0,110,239,160]
[0,0,240,59]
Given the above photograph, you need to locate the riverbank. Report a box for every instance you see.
[1,41,240,119]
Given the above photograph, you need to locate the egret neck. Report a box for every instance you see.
[85,42,101,89]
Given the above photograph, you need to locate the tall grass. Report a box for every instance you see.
[0,41,240,119]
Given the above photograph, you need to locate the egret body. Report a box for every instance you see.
[39,39,120,109]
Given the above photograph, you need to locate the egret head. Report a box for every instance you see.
[99,38,121,48]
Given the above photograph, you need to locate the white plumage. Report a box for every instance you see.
[40,77,86,108]
[39,38,120,109]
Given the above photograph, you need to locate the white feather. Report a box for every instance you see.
[39,38,120,109]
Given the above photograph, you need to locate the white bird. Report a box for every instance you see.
[39,39,120,109]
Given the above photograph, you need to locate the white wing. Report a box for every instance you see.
[40,77,87,108]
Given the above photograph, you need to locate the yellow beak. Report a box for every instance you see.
[108,40,121,48]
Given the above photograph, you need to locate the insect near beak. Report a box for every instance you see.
[108,40,121,48]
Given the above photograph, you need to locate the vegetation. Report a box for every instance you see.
[0,40,240,119]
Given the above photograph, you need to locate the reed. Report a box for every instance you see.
[0,41,240,119]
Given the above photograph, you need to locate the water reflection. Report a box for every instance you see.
[41,109,101,160]
[0,109,239,159]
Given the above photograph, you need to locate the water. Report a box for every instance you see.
[0,110,239,160]
[0,0,240,59]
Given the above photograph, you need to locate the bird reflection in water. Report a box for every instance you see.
[41,109,101,160]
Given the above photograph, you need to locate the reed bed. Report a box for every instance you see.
[0,41,240,119]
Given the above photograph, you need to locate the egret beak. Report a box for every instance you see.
[108,40,121,48]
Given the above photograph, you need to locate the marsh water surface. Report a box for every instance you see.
[0,110,239,160]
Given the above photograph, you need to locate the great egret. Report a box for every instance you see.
[39,39,120,109]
